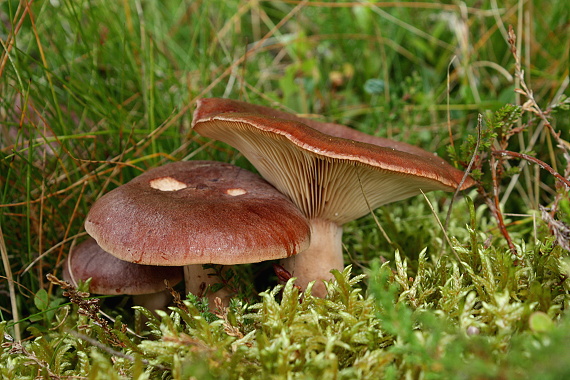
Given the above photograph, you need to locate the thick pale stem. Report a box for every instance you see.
[280,218,344,298]
[132,290,173,312]
[184,264,232,308]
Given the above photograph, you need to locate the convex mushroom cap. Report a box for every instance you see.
[63,237,183,311]
[192,98,476,296]
[84,160,311,304]
[85,160,311,266]
[63,237,183,295]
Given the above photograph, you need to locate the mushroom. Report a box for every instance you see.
[191,97,439,159]
[84,160,311,305]
[63,237,184,311]
[192,98,476,297]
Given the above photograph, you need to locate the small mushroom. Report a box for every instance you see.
[193,98,476,297]
[63,237,184,311]
[84,160,311,305]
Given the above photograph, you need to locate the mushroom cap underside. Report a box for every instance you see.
[193,113,475,224]
[85,161,311,266]
[193,97,442,160]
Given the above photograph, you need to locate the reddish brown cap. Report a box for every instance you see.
[85,161,311,266]
[192,98,476,225]
[63,237,183,295]
[193,97,439,159]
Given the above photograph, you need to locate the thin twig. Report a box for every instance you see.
[1,341,60,379]
[489,154,518,256]
[420,190,464,267]
[507,25,570,218]
[508,25,569,156]
[47,274,127,347]
[0,224,20,341]
[446,56,458,159]
[356,168,395,247]
[444,114,482,234]
[66,329,169,371]
[265,1,502,16]
[492,150,570,188]
[0,1,31,79]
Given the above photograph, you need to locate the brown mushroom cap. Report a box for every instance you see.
[193,97,441,160]
[192,102,475,225]
[63,237,183,295]
[85,161,311,266]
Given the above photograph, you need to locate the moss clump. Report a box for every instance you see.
[3,238,569,379]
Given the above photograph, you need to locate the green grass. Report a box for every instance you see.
[1,0,569,378]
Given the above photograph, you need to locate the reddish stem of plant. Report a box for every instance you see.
[492,150,570,189]
[490,155,518,257]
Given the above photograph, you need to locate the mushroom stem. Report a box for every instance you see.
[184,264,233,307]
[280,218,344,298]
[132,290,173,312]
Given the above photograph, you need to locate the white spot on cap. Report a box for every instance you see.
[226,188,247,196]
[149,177,187,191]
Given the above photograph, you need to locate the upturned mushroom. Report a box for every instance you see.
[192,98,476,297]
[84,160,311,304]
[63,237,184,311]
